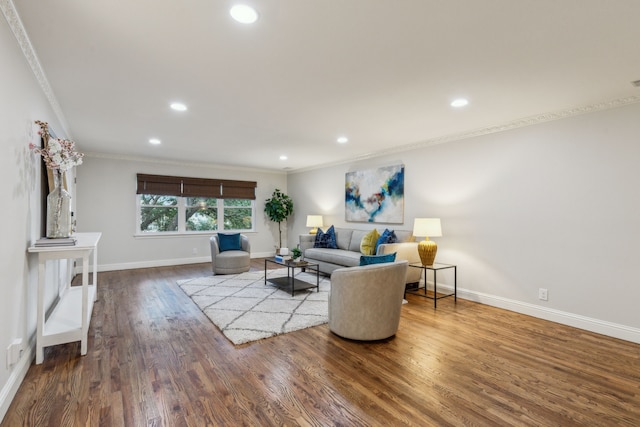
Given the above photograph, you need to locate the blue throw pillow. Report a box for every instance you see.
[359,252,397,266]
[374,229,397,253]
[218,233,242,252]
[313,225,338,249]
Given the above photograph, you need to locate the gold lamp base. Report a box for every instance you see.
[418,238,437,266]
[309,228,318,235]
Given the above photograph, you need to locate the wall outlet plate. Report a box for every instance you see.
[6,339,23,368]
[538,288,548,301]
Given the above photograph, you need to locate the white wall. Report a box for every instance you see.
[0,12,71,420]
[75,156,287,270]
[287,102,640,343]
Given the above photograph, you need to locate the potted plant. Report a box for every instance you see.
[264,188,294,250]
[291,246,302,261]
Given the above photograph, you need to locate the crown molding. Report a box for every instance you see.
[84,152,286,176]
[1,0,70,137]
[289,95,640,174]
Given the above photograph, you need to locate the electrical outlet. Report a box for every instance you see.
[6,339,23,368]
[538,288,548,301]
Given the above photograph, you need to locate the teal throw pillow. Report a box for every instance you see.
[359,252,397,266]
[313,225,338,249]
[218,233,242,252]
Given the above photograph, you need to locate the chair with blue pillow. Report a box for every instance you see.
[210,233,251,274]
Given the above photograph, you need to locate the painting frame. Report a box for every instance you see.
[345,164,404,224]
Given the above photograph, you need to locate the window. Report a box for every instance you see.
[186,197,218,231]
[140,194,179,232]
[136,174,256,234]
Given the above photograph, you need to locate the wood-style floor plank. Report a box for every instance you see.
[2,260,639,426]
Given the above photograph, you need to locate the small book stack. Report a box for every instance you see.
[34,237,77,247]
[274,254,291,263]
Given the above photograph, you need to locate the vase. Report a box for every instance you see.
[46,169,72,238]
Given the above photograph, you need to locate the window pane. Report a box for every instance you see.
[186,197,217,207]
[224,207,252,229]
[140,207,178,232]
[224,199,251,207]
[141,194,178,206]
[186,207,218,231]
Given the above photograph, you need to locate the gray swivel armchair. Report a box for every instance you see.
[329,260,408,340]
[210,234,251,274]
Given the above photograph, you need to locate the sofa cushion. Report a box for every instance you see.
[393,230,415,243]
[334,228,353,250]
[360,228,380,255]
[218,233,242,251]
[314,225,338,249]
[359,252,397,266]
[305,248,361,267]
[349,229,368,252]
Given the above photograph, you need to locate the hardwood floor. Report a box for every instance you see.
[3,259,639,426]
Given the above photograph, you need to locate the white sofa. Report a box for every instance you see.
[299,227,421,284]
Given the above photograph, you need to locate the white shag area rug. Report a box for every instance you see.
[177,269,330,345]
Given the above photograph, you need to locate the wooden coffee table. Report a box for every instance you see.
[264,258,320,296]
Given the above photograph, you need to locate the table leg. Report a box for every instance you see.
[454,266,457,302]
[289,266,294,296]
[81,254,89,356]
[36,260,46,364]
[423,268,427,296]
[434,269,438,308]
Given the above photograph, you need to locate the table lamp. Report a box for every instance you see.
[413,218,442,266]
[306,215,323,234]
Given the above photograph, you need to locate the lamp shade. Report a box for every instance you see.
[413,218,442,238]
[306,215,323,228]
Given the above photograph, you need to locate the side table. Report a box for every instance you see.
[406,262,456,308]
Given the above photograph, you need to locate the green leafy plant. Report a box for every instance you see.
[264,188,294,249]
[291,246,302,260]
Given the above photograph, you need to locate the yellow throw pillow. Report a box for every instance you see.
[360,229,380,255]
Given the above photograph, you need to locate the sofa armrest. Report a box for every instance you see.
[299,234,315,255]
[377,242,419,262]
[377,242,421,284]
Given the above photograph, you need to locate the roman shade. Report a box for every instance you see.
[136,174,256,199]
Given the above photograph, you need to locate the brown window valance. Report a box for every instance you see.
[136,174,256,199]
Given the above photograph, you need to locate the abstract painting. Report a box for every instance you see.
[345,165,404,223]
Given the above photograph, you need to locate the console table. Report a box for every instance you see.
[28,232,101,364]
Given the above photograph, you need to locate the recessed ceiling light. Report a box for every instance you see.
[170,102,187,111]
[149,138,161,145]
[230,5,258,24]
[337,136,348,144]
[451,98,469,108]
[279,155,288,160]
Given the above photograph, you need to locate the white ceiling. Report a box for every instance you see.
[11,0,640,172]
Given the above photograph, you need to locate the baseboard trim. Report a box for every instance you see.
[457,287,640,344]
[0,342,34,423]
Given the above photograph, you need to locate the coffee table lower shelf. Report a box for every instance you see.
[264,258,320,296]
[266,277,318,295]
